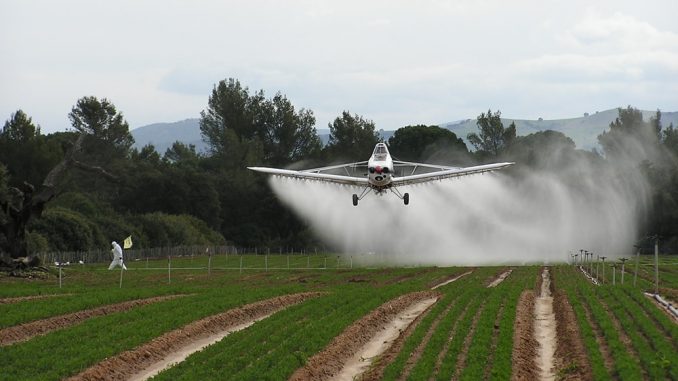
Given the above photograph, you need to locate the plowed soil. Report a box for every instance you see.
[289,290,439,381]
[0,293,71,305]
[67,292,322,381]
[0,294,185,346]
[511,290,538,381]
[488,268,513,288]
[553,290,592,380]
[430,270,473,290]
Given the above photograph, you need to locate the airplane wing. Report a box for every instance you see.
[248,165,369,187]
[391,162,513,187]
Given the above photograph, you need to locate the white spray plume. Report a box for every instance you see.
[269,141,654,266]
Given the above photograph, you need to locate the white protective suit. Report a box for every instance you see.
[108,241,127,270]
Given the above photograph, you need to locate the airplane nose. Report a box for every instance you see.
[375,166,382,174]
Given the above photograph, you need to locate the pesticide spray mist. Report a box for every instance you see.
[269,146,652,265]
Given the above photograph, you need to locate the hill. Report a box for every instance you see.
[443,109,678,150]
[131,109,678,153]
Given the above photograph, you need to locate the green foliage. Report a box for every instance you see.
[467,109,516,158]
[0,110,63,187]
[387,124,469,163]
[325,111,380,161]
[133,212,225,247]
[26,231,49,254]
[30,207,103,252]
[199,78,321,167]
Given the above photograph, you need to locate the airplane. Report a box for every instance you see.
[248,143,513,206]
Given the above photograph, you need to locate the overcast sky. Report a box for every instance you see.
[2,0,677,133]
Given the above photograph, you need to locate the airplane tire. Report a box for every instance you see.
[352,194,359,206]
[404,193,409,205]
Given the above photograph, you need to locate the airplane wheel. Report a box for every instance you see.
[403,193,409,205]
[352,194,359,206]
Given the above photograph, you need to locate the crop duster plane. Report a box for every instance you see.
[248,143,513,206]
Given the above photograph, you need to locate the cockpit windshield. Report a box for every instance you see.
[373,144,388,160]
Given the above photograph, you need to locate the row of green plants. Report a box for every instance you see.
[380,267,536,381]
[554,265,677,380]
[0,266,454,380]
[145,271,454,380]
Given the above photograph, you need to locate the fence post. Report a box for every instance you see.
[208,252,212,278]
[168,255,171,284]
[240,255,243,274]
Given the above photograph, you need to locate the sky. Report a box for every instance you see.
[1,0,677,134]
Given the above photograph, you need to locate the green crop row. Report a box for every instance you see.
[149,283,429,380]
[577,285,644,379]
[604,287,678,379]
[552,266,610,380]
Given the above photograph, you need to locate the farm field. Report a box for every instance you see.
[1,254,676,380]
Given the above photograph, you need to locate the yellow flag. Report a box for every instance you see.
[123,236,133,249]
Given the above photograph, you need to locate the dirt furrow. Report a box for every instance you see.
[553,290,593,380]
[394,300,457,381]
[0,293,71,304]
[68,292,322,381]
[333,297,438,381]
[430,270,473,290]
[534,267,557,380]
[451,300,486,380]
[0,294,185,346]
[432,300,472,377]
[289,290,439,381]
[579,299,616,378]
[360,298,443,381]
[597,297,647,379]
[487,268,512,288]
[511,290,538,381]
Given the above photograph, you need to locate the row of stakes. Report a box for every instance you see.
[570,249,635,286]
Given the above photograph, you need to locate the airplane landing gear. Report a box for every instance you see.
[352,187,371,206]
[403,192,409,205]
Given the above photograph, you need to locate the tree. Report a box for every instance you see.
[0,110,62,187]
[200,78,256,156]
[597,106,661,160]
[0,100,124,267]
[200,79,321,167]
[388,124,468,162]
[325,111,379,161]
[264,94,322,166]
[69,96,134,160]
[467,109,516,158]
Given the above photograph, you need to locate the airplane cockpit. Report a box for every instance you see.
[372,143,388,161]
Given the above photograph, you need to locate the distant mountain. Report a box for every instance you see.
[131,109,678,154]
[131,119,205,154]
[442,109,678,150]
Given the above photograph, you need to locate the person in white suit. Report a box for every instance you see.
[108,241,127,270]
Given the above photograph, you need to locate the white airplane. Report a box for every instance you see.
[248,143,513,206]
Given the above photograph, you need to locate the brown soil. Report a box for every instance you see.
[432,299,472,376]
[67,292,322,381]
[394,299,457,381]
[552,290,593,380]
[579,298,615,377]
[358,299,441,381]
[429,270,473,290]
[487,268,513,288]
[597,297,645,379]
[511,290,538,381]
[0,294,185,346]
[289,290,439,381]
[0,293,71,305]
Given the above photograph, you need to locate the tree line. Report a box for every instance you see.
[1,78,677,266]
